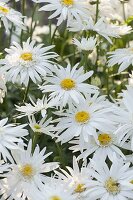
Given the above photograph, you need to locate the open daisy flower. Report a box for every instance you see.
[0,38,58,86]
[55,156,90,199]
[16,96,55,118]
[68,17,121,44]
[28,115,55,138]
[31,177,77,200]
[108,46,133,73]
[0,0,25,32]
[85,156,133,200]
[0,118,28,162]
[69,129,130,162]
[38,0,91,26]
[55,95,116,144]
[39,63,98,107]
[3,140,59,200]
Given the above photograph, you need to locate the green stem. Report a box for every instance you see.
[95,0,99,23]
[122,2,126,21]
[23,81,30,103]
[83,52,88,73]
[30,4,38,40]
[32,133,39,154]
[51,27,58,44]
[95,0,100,71]
[55,142,66,168]
[20,0,26,44]
[49,15,52,44]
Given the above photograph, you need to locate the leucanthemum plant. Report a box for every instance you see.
[55,156,91,199]
[0,38,58,86]
[38,0,92,26]
[69,131,129,161]
[73,36,97,52]
[54,96,116,143]
[85,156,133,200]
[15,96,55,118]
[0,0,25,32]
[1,0,133,199]
[40,63,98,107]
[1,140,59,200]
[0,118,28,162]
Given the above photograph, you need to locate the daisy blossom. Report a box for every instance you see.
[114,86,133,150]
[3,140,59,200]
[55,156,90,199]
[39,63,98,107]
[0,38,58,86]
[68,17,121,44]
[38,0,91,26]
[16,96,56,118]
[85,156,133,200]
[0,0,25,32]
[0,118,28,162]
[16,96,55,118]
[55,96,116,143]
[28,115,55,138]
[108,46,133,72]
[31,177,77,200]
[70,129,129,162]
[73,37,97,52]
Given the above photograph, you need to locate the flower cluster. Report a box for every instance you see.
[0,0,133,200]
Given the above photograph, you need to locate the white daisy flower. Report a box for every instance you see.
[0,74,7,103]
[28,115,55,138]
[98,0,123,21]
[108,46,133,73]
[68,17,121,44]
[3,140,59,200]
[55,96,116,144]
[85,156,133,200]
[114,86,133,150]
[70,130,129,161]
[0,38,58,86]
[39,63,98,107]
[0,0,25,33]
[55,156,90,199]
[38,0,91,26]
[73,37,97,52]
[0,118,28,162]
[16,96,55,118]
[31,177,77,200]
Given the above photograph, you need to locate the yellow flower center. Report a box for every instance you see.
[34,124,41,130]
[0,6,9,14]
[20,52,33,61]
[75,111,90,123]
[105,178,120,195]
[98,133,112,146]
[130,180,133,184]
[75,184,86,193]
[20,164,34,179]
[61,0,74,6]
[60,78,75,90]
[50,196,61,200]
